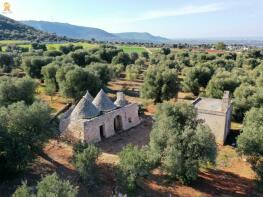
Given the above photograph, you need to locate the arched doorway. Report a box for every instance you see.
[114,115,123,133]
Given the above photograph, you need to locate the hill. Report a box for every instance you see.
[22,20,118,41]
[113,32,171,43]
[22,20,172,43]
[0,14,74,42]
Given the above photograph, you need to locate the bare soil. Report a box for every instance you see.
[1,116,260,197]
[1,79,261,197]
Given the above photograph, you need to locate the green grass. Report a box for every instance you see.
[0,40,30,45]
[47,42,97,51]
[0,40,148,54]
[117,45,147,54]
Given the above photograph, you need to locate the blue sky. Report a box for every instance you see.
[2,0,263,38]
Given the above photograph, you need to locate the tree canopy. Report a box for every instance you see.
[149,102,217,184]
[0,77,36,107]
[0,101,53,176]
[237,107,263,181]
[140,66,179,103]
[13,173,78,197]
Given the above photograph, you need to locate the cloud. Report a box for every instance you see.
[140,3,224,21]
[66,2,227,31]
[98,3,225,26]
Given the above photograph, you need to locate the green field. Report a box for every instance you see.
[117,45,147,54]
[46,42,97,50]
[0,40,30,45]
[0,40,148,54]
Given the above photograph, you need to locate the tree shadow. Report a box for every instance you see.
[139,168,258,197]
[191,169,257,196]
[0,151,78,197]
[225,130,240,147]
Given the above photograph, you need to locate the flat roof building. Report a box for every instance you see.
[193,91,232,144]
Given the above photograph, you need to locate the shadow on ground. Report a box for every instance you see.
[97,115,153,154]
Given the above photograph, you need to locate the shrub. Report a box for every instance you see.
[37,173,78,197]
[12,182,32,197]
[13,173,78,197]
[72,143,101,184]
[117,144,149,194]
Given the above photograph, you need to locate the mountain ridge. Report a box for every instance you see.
[22,20,172,43]
[0,14,74,42]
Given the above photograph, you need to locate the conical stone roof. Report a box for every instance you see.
[92,89,117,112]
[83,90,94,102]
[70,96,100,120]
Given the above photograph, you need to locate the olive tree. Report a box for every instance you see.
[0,52,14,73]
[0,77,36,106]
[206,70,241,98]
[117,144,149,194]
[112,52,131,66]
[13,173,78,197]
[182,66,213,96]
[72,143,101,184]
[140,66,179,103]
[149,102,217,184]
[0,102,53,176]
[22,56,53,78]
[237,107,263,181]
[56,66,102,101]
[86,63,113,85]
[125,64,140,81]
[41,63,59,96]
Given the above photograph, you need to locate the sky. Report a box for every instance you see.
[2,0,263,39]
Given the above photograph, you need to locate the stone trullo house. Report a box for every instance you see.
[193,91,232,145]
[59,89,141,143]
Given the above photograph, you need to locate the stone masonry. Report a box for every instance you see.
[59,90,141,143]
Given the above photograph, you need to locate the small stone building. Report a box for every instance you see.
[193,91,232,145]
[59,90,141,143]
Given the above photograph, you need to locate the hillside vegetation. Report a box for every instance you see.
[0,14,74,42]
[22,20,172,43]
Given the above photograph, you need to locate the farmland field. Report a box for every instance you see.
[117,45,147,53]
[0,40,30,45]
[46,42,97,50]
[0,40,148,54]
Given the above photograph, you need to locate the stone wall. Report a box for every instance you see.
[60,103,141,143]
[197,110,227,145]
